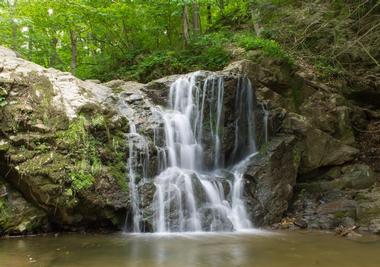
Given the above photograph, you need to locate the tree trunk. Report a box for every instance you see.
[27,31,33,58]
[192,2,201,35]
[218,0,225,14]
[249,0,262,36]
[69,30,78,75]
[50,37,58,67]
[207,3,212,26]
[182,4,190,47]
[9,0,18,50]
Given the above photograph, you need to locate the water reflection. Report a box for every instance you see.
[0,231,379,267]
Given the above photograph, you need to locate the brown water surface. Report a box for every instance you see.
[0,230,379,267]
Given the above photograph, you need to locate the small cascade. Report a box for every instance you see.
[262,103,269,144]
[229,153,258,230]
[126,123,150,232]
[146,72,261,232]
[230,77,257,164]
[126,123,141,232]
[118,96,150,233]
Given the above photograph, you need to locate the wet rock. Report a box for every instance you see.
[142,75,181,106]
[368,219,380,234]
[294,218,308,229]
[340,164,375,190]
[343,72,380,108]
[356,187,380,225]
[297,164,375,192]
[243,135,299,226]
[282,112,358,173]
[0,180,47,235]
[0,140,9,152]
[300,91,355,145]
[317,200,357,218]
[126,94,143,103]
[290,163,378,231]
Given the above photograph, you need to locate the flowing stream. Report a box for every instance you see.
[126,72,263,233]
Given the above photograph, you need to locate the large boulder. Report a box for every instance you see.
[300,91,355,145]
[0,46,133,233]
[243,135,299,226]
[0,180,47,235]
[282,112,359,173]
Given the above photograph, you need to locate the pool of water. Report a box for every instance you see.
[1,230,379,267]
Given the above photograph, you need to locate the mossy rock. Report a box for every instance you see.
[0,180,47,235]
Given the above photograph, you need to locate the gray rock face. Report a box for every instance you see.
[300,91,355,145]
[289,164,378,230]
[240,56,379,232]
[0,46,111,119]
[243,135,299,226]
[282,112,359,173]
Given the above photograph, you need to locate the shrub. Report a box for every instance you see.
[234,32,293,64]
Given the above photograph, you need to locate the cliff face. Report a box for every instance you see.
[0,46,379,235]
[0,46,131,234]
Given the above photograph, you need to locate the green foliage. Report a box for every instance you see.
[315,58,345,80]
[0,197,9,219]
[2,0,371,86]
[69,160,95,191]
[57,115,87,147]
[91,114,106,128]
[115,33,231,82]
[234,32,293,64]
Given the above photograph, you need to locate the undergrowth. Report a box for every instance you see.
[110,30,292,83]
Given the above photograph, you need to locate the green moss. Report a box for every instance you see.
[259,142,269,154]
[55,115,130,194]
[292,146,301,168]
[18,152,68,180]
[334,210,353,219]
[25,72,69,130]
[103,137,128,193]
[57,116,88,148]
[0,197,10,222]
[291,86,302,112]
[91,114,106,128]
[297,182,323,193]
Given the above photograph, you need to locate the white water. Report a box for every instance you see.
[262,103,269,144]
[118,96,150,232]
[149,72,260,233]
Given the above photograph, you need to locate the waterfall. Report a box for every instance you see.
[118,94,150,232]
[148,72,259,233]
[262,103,269,144]
[127,123,140,232]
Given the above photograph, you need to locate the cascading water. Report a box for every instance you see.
[118,94,150,232]
[262,103,269,144]
[147,72,261,232]
[126,123,150,232]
